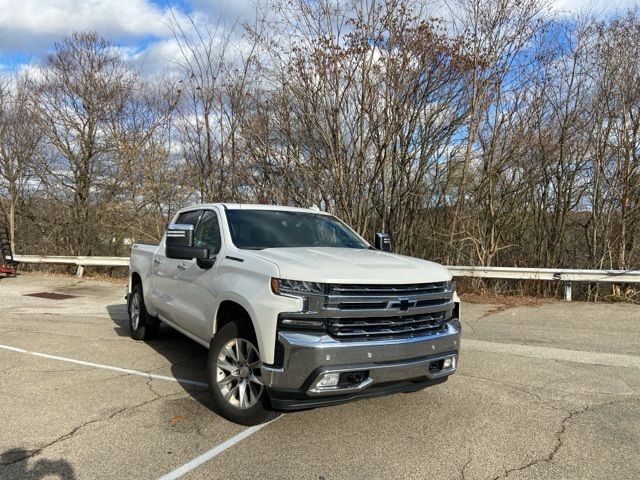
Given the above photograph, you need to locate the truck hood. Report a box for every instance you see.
[243,247,451,284]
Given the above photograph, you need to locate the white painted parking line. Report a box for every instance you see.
[0,343,209,388]
[158,416,281,480]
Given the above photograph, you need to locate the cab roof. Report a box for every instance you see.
[182,203,332,216]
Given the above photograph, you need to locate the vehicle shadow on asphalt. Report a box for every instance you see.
[105,303,217,412]
[0,448,76,479]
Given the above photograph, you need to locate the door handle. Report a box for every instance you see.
[153,258,162,265]
[177,263,188,270]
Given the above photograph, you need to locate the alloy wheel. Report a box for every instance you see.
[216,338,264,409]
[130,292,140,330]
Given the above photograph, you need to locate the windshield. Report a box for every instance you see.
[225,209,369,250]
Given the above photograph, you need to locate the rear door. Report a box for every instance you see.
[150,209,203,323]
[173,208,223,341]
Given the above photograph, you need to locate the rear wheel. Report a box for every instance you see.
[207,321,278,425]
[128,284,159,340]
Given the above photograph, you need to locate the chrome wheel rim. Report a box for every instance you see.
[216,338,263,409]
[130,292,140,330]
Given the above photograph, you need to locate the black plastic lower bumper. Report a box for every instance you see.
[267,375,449,411]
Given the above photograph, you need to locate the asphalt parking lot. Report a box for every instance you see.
[0,275,639,480]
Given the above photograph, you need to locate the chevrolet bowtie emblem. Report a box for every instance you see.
[388,297,416,311]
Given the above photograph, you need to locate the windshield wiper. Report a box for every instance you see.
[240,245,282,250]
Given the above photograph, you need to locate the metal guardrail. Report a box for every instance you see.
[13,255,129,266]
[12,255,129,278]
[7,255,640,300]
[446,265,640,283]
[447,266,640,300]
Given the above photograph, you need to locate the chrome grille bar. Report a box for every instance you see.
[328,282,448,297]
[321,281,454,340]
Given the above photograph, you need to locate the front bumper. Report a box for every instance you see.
[261,319,461,410]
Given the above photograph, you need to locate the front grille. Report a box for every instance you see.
[336,298,450,311]
[327,312,448,339]
[323,281,454,340]
[328,282,448,297]
[280,281,455,340]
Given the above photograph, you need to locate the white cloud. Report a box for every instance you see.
[0,0,179,53]
[552,0,639,15]
[2,0,638,77]
[128,38,186,76]
[16,62,44,80]
[189,0,259,24]
[0,0,253,75]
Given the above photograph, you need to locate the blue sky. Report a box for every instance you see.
[0,0,637,75]
[0,0,258,74]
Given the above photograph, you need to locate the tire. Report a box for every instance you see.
[207,321,279,426]
[128,283,160,341]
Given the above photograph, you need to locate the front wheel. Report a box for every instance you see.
[207,322,278,425]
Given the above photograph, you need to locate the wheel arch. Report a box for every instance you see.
[130,271,142,289]
[215,300,255,336]
[213,296,267,360]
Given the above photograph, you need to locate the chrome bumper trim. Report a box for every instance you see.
[261,320,461,393]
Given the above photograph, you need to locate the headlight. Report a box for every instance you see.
[279,317,326,331]
[271,278,326,296]
[445,280,455,292]
[272,279,327,329]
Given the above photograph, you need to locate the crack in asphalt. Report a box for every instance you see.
[490,404,590,480]
[458,372,571,413]
[0,389,188,468]
[459,370,639,402]
[146,378,162,398]
[0,407,130,467]
[458,374,640,479]
[490,398,635,480]
[460,317,480,338]
[459,452,473,480]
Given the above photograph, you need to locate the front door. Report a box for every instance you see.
[173,208,223,342]
[150,209,203,324]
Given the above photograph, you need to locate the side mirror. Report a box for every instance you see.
[166,224,209,260]
[374,232,391,252]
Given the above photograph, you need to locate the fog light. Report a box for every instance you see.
[340,370,368,385]
[443,356,456,369]
[317,372,340,387]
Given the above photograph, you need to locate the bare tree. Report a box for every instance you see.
[249,0,469,249]
[0,74,42,253]
[168,10,260,203]
[114,78,187,243]
[0,5,638,299]
[34,32,137,255]
[445,0,548,264]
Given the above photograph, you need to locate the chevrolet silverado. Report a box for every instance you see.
[128,204,460,425]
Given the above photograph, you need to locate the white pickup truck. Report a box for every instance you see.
[128,204,460,425]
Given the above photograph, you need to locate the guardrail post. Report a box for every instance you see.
[564,282,572,301]
[75,265,84,278]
